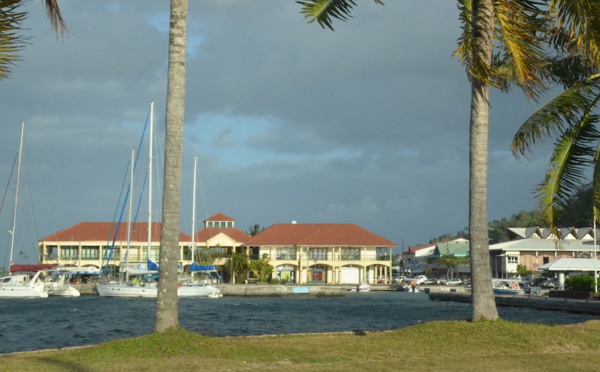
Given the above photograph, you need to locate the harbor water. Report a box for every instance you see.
[1,291,598,354]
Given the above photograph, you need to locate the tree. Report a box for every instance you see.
[1,0,67,80]
[247,224,265,236]
[510,2,600,232]
[154,0,188,333]
[297,0,549,322]
[249,253,274,283]
[225,252,250,284]
[512,73,600,231]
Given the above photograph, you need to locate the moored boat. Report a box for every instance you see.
[0,270,48,298]
[492,278,524,295]
[43,269,81,297]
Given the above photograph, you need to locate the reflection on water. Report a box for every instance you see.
[0,291,597,354]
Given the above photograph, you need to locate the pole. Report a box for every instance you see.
[147,101,154,262]
[9,122,24,266]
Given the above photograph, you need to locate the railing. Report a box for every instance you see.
[276,254,297,260]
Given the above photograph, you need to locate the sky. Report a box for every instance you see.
[1,0,557,268]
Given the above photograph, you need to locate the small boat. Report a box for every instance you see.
[349,283,371,292]
[492,279,524,295]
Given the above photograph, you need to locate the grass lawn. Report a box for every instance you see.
[1,320,600,371]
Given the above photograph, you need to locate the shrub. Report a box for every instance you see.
[565,275,598,292]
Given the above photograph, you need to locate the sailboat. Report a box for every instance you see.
[178,157,222,298]
[97,103,221,298]
[0,123,48,298]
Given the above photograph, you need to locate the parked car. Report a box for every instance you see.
[423,277,440,285]
[413,275,428,284]
[393,276,407,284]
[445,278,463,285]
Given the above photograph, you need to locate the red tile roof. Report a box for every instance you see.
[204,212,235,222]
[194,227,251,243]
[243,223,396,247]
[39,222,191,242]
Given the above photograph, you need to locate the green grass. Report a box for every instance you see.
[2,320,600,371]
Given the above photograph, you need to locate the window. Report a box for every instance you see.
[341,248,360,260]
[376,247,390,261]
[308,248,327,260]
[507,256,518,264]
[60,246,79,260]
[277,247,297,260]
[543,257,550,265]
[81,246,99,260]
[102,247,120,260]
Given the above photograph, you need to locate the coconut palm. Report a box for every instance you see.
[154,0,188,333]
[247,223,264,236]
[511,70,600,229]
[0,0,67,80]
[298,0,550,321]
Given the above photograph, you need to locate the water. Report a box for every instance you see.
[1,291,597,354]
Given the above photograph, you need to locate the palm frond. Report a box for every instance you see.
[511,74,600,158]
[455,0,548,96]
[549,0,600,65]
[537,116,600,228]
[297,0,383,31]
[0,0,28,80]
[42,0,68,38]
[493,0,548,99]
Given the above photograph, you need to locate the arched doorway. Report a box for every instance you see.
[307,264,327,284]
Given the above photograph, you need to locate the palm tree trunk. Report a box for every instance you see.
[154,0,188,333]
[469,0,499,321]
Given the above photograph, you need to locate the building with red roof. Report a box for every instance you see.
[38,222,191,271]
[244,222,396,285]
[38,214,396,286]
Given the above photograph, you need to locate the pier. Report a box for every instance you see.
[428,288,600,315]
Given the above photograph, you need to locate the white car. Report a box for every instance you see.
[413,275,427,284]
[445,278,462,285]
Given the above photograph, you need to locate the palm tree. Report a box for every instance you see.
[1,0,67,80]
[247,223,264,236]
[154,0,188,333]
[511,71,600,229]
[297,0,549,321]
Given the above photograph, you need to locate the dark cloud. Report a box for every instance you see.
[0,1,551,267]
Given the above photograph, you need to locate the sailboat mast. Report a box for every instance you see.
[125,148,135,282]
[9,122,25,266]
[147,101,154,262]
[191,157,197,263]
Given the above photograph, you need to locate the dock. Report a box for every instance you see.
[428,288,600,315]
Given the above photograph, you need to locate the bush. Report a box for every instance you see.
[565,275,598,292]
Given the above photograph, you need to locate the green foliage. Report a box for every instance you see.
[249,253,274,282]
[515,264,531,277]
[438,257,469,278]
[565,274,597,292]
[225,252,249,283]
[246,224,265,236]
[194,247,222,266]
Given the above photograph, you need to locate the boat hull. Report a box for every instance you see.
[0,273,49,298]
[96,282,221,298]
